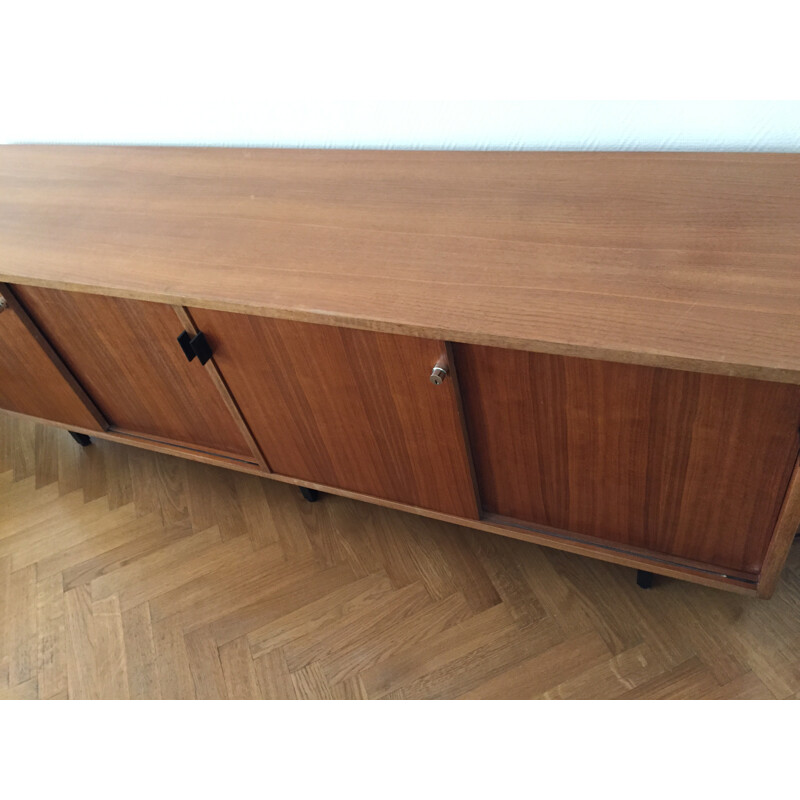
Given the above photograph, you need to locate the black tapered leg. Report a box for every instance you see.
[68,431,92,447]
[299,487,320,503]
[636,570,654,589]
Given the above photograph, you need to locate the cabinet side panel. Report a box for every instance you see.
[190,308,480,519]
[757,455,800,597]
[454,344,800,574]
[12,286,252,457]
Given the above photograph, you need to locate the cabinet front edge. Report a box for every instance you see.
[3,277,799,386]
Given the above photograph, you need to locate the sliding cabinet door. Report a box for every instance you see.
[0,286,103,431]
[13,286,253,459]
[455,344,800,575]
[189,308,479,518]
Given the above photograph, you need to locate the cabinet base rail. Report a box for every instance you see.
[484,513,759,593]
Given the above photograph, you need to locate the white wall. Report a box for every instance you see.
[2,4,798,151]
[4,101,800,151]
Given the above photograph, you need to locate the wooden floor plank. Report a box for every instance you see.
[36,573,66,699]
[418,523,502,613]
[282,582,432,673]
[61,518,193,592]
[0,555,11,679]
[236,476,281,551]
[150,554,321,635]
[291,661,334,700]
[469,535,548,628]
[219,637,260,700]
[122,603,161,700]
[8,564,37,686]
[80,441,109,504]
[64,586,129,699]
[542,643,667,700]
[90,527,241,611]
[398,619,566,700]
[702,672,777,700]
[461,632,611,699]
[358,604,520,698]
[254,649,295,700]
[0,414,15,471]
[64,585,97,699]
[0,676,38,699]
[13,417,36,483]
[4,497,135,569]
[185,628,227,700]
[151,619,196,700]
[0,481,80,542]
[33,425,59,490]
[146,542,286,626]
[198,563,358,648]
[320,592,473,685]
[38,511,165,581]
[618,658,721,700]
[91,594,130,699]
[102,440,133,511]
[56,433,85,498]
[247,573,395,659]
[330,675,369,700]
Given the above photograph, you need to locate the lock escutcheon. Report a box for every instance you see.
[430,359,448,385]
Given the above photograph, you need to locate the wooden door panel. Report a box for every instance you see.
[454,344,800,574]
[0,287,103,430]
[12,286,252,458]
[188,308,479,518]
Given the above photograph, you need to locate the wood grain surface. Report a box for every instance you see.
[0,286,103,431]
[11,286,253,457]
[189,307,480,518]
[454,344,800,574]
[1,147,799,382]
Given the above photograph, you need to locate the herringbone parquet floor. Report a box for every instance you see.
[1,411,799,699]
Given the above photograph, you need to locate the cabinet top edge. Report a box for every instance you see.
[3,277,799,386]
[2,146,799,384]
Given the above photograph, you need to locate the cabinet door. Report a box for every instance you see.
[454,345,800,575]
[188,308,479,518]
[0,287,103,431]
[12,286,253,459]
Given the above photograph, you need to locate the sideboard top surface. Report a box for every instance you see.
[1,146,799,383]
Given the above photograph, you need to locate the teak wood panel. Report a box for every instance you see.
[1,148,799,384]
[11,286,253,459]
[188,308,480,519]
[0,288,103,431]
[454,344,800,575]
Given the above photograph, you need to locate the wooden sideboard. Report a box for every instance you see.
[1,147,799,597]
